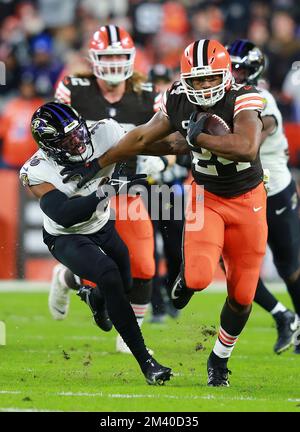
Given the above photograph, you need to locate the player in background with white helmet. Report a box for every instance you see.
[19,102,172,385]
[227,40,300,354]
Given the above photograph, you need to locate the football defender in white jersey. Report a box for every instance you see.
[228,40,300,354]
[19,101,172,384]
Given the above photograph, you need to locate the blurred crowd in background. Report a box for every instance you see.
[0,0,300,169]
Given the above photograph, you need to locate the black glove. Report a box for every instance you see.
[96,174,148,200]
[187,111,210,148]
[60,159,101,188]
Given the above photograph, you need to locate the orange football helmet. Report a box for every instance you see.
[180,39,232,107]
[89,25,136,83]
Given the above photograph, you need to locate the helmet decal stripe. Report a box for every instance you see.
[47,103,75,122]
[193,39,209,68]
[45,106,64,122]
[105,25,112,45]
[107,25,119,45]
[237,40,246,54]
[193,40,199,67]
[115,26,121,42]
[228,39,241,54]
[193,40,202,67]
[202,40,209,66]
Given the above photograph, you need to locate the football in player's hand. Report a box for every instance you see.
[196,112,231,136]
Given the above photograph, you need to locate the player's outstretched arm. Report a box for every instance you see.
[99,111,175,166]
[29,182,103,228]
[61,112,189,187]
[193,110,263,162]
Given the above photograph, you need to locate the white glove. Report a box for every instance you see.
[137,156,168,176]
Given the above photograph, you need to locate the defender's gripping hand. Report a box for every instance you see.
[187,112,211,148]
[60,159,101,188]
[137,156,168,176]
[96,174,148,200]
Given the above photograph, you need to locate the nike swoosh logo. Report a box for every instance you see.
[275,206,287,215]
[109,180,122,186]
[52,306,66,315]
[171,280,181,299]
[253,206,263,212]
[109,180,129,187]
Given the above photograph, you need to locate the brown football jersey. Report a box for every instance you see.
[161,81,265,197]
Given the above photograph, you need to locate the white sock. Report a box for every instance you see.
[213,326,239,359]
[270,302,287,315]
[118,303,149,345]
[130,303,149,327]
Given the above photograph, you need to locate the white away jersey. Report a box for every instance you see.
[20,119,125,235]
[258,87,291,196]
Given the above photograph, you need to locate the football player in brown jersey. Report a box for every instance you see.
[62,39,268,387]
[51,25,167,354]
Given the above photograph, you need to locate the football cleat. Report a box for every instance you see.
[77,286,112,332]
[165,300,181,319]
[171,274,194,310]
[293,318,300,354]
[273,309,298,354]
[295,344,300,354]
[48,264,70,320]
[143,358,172,385]
[207,353,231,387]
[149,314,167,324]
[116,334,154,355]
[207,365,231,387]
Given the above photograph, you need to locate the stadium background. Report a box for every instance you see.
[1,0,300,283]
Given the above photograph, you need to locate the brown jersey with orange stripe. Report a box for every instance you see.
[161,81,264,197]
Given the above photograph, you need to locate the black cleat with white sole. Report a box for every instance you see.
[77,286,112,332]
[207,354,231,387]
[207,365,231,387]
[171,274,194,310]
[207,351,231,387]
[273,309,298,354]
[143,358,172,385]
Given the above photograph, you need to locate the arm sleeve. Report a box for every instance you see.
[40,189,100,228]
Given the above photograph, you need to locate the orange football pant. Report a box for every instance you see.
[183,181,268,305]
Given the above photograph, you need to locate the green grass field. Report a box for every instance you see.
[0,284,299,412]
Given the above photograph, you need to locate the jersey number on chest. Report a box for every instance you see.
[192,149,251,176]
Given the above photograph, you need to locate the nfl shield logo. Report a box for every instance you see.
[108,107,117,117]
